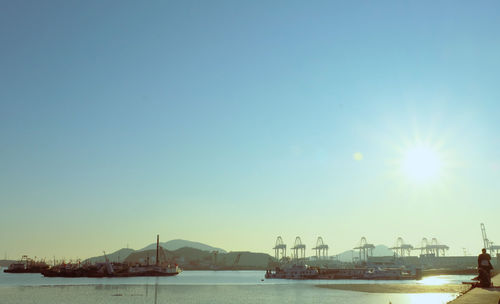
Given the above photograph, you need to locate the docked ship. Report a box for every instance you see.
[265,264,319,279]
[265,264,420,280]
[4,256,49,273]
[126,235,181,277]
[41,263,113,278]
[42,235,181,278]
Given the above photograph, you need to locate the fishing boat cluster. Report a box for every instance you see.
[4,258,181,278]
[40,260,181,278]
[5,259,181,278]
[4,236,182,278]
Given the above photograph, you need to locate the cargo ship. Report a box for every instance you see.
[42,235,181,278]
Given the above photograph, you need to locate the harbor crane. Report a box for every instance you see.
[273,236,287,260]
[353,237,374,262]
[390,237,413,257]
[312,237,329,260]
[414,237,449,257]
[415,237,430,255]
[291,236,306,261]
[481,223,500,255]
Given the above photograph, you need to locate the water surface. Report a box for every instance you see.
[0,268,473,304]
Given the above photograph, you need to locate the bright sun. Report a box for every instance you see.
[401,144,442,183]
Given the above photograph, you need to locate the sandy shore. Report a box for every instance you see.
[316,284,471,294]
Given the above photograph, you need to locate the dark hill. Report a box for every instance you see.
[140,239,226,253]
[83,248,135,264]
[221,251,274,268]
[123,247,273,270]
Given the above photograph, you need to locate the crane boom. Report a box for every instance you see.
[481,223,490,251]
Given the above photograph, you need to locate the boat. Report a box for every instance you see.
[362,267,416,280]
[124,234,181,277]
[41,263,109,278]
[4,256,49,273]
[265,264,420,280]
[265,264,319,279]
[41,235,181,278]
[127,264,180,277]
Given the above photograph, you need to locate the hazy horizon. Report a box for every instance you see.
[2,1,500,261]
[0,235,488,262]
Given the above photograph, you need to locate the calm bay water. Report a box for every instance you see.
[0,268,473,304]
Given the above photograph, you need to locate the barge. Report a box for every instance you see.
[265,264,421,280]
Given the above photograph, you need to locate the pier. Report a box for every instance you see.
[449,273,500,303]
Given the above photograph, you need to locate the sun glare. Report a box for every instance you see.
[401,144,442,183]
[419,276,450,286]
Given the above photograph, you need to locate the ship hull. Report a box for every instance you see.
[117,271,179,277]
[4,268,49,274]
[266,267,418,280]
[41,270,180,278]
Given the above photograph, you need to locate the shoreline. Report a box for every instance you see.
[316,283,471,294]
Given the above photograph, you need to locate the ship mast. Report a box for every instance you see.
[156,234,159,266]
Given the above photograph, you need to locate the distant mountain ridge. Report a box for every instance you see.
[125,248,273,270]
[83,239,227,263]
[84,248,135,264]
[139,239,227,253]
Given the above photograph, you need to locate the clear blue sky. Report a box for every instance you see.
[1,0,500,259]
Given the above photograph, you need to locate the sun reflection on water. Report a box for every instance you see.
[419,276,452,286]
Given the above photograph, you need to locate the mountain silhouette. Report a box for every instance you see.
[139,239,227,253]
